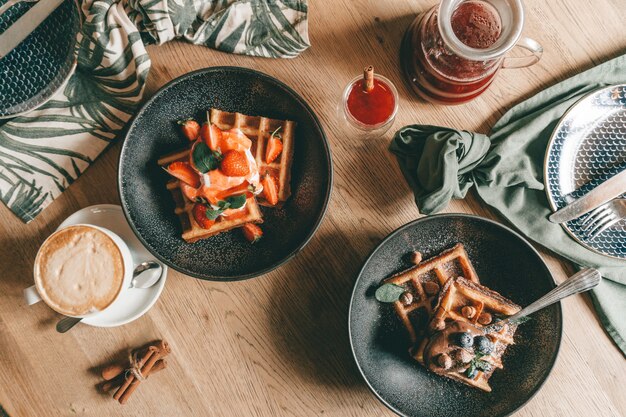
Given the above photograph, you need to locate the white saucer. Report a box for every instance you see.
[57,204,168,327]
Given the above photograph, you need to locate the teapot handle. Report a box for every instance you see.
[502,37,543,69]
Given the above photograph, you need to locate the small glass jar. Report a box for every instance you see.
[337,73,399,140]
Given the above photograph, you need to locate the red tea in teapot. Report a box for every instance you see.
[401,0,541,105]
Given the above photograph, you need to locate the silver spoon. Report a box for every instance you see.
[55,261,163,333]
[493,268,601,329]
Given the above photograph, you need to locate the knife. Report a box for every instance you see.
[549,169,626,223]
[0,0,65,60]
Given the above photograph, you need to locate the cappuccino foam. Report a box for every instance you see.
[34,225,125,316]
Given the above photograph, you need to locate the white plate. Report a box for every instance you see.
[57,204,168,327]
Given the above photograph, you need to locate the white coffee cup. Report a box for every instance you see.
[24,224,134,318]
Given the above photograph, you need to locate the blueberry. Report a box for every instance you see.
[465,365,478,379]
[456,332,473,348]
[474,335,494,355]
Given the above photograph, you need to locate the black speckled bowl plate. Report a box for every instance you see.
[0,0,79,118]
[118,67,332,280]
[349,214,562,417]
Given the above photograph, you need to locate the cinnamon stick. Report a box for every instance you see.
[99,373,125,393]
[112,346,157,401]
[100,359,167,392]
[102,346,154,380]
[102,363,126,381]
[118,340,171,404]
[363,65,374,92]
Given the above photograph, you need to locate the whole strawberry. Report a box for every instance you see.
[220,150,250,177]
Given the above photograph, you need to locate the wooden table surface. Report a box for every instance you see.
[1,0,625,416]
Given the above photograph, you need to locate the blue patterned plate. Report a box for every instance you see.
[545,84,626,259]
[0,0,79,118]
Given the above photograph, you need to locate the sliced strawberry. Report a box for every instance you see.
[192,203,216,229]
[180,182,201,201]
[261,173,279,206]
[221,129,252,152]
[178,119,200,141]
[242,223,263,243]
[166,161,201,188]
[265,136,283,164]
[201,123,222,151]
[220,150,250,177]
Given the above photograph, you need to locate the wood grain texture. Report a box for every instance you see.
[1,0,625,416]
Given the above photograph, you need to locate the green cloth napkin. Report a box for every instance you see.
[390,53,626,356]
[0,0,309,223]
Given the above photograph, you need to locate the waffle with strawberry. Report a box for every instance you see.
[159,110,295,243]
[158,150,263,243]
[208,108,296,207]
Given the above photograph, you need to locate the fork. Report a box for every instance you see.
[580,198,626,240]
[494,268,601,329]
[0,0,37,18]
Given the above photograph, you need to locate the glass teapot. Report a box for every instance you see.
[401,0,542,104]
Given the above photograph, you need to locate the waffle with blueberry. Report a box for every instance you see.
[209,108,296,207]
[415,276,521,392]
[383,244,480,345]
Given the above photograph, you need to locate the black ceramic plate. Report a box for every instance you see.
[118,67,332,280]
[349,214,562,417]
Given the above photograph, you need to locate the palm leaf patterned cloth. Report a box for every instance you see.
[0,0,309,222]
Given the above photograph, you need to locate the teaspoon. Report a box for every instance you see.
[55,261,163,333]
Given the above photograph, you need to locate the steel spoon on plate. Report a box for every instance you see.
[489,268,601,330]
[55,261,163,333]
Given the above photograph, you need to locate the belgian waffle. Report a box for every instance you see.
[415,276,521,392]
[384,244,480,345]
[157,150,263,243]
[208,109,296,206]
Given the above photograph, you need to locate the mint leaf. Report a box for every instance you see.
[204,195,248,221]
[466,362,477,378]
[474,359,491,372]
[227,194,247,209]
[375,283,406,303]
[205,207,222,220]
[192,142,220,173]
[467,353,492,375]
